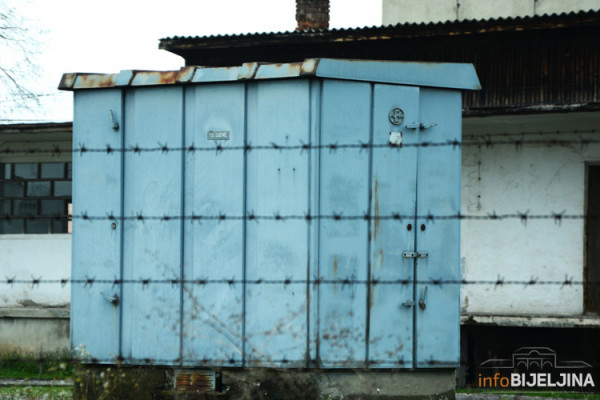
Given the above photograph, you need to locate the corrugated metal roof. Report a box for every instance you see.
[0,122,72,132]
[58,59,481,91]
[160,9,600,44]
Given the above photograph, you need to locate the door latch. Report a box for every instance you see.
[403,251,428,259]
[100,292,120,306]
[419,286,428,311]
[420,122,438,129]
[402,300,415,308]
[404,122,437,130]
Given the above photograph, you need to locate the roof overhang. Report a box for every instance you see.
[59,58,480,92]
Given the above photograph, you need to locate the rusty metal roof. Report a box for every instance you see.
[58,58,481,91]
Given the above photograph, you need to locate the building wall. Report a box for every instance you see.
[383,0,600,25]
[0,124,72,353]
[460,112,600,316]
[0,235,71,307]
[0,308,69,354]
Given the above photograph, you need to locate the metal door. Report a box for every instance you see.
[414,89,462,367]
[317,80,372,367]
[120,87,184,362]
[71,89,123,361]
[182,83,246,365]
[244,80,312,366]
[367,84,420,368]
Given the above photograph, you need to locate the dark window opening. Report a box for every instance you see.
[0,162,72,234]
[586,165,600,313]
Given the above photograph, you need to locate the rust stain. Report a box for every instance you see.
[77,74,117,88]
[373,176,380,241]
[333,255,338,276]
[333,255,338,294]
[300,59,319,75]
[158,71,177,84]
[58,73,77,90]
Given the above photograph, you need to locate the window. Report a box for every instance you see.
[586,164,600,313]
[0,162,72,234]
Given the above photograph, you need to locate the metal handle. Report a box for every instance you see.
[100,292,120,306]
[418,286,428,311]
[404,122,437,130]
[109,110,120,131]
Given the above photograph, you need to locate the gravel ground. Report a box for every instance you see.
[0,383,593,400]
[0,394,587,400]
[457,395,591,400]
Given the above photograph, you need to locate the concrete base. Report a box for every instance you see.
[74,365,455,400]
[0,307,69,354]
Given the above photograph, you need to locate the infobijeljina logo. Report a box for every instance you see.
[479,347,595,389]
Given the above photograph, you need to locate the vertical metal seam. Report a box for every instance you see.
[365,82,375,367]
[456,96,463,365]
[69,95,76,355]
[315,79,324,367]
[242,82,248,367]
[305,79,312,368]
[118,89,126,359]
[179,87,186,365]
[412,88,421,369]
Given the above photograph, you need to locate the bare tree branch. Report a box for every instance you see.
[0,1,41,118]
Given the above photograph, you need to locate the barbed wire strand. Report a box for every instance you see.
[3,136,600,156]
[2,277,599,287]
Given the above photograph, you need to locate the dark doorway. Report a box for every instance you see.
[586,165,600,313]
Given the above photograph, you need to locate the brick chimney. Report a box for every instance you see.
[296,0,330,31]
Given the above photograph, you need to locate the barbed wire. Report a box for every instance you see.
[2,136,600,156]
[2,211,596,222]
[462,129,600,138]
[2,277,599,288]
[1,355,600,369]
[0,356,492,368]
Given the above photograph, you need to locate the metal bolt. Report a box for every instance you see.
[407,224,412,231]
[111,222,117,230]
[420,224,426,231]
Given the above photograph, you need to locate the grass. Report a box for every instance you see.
[457,388,600,399]
[0,386,72,399]
[0,351,74,380]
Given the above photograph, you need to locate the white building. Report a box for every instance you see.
[383,0,600,24]
[0,122,72,353]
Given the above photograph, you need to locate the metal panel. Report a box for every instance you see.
[121,87,184,362]
[368,84,419,368]
[415,89,462,367]
[71,89,122,361]
[182,83,246,365]
[314,59,481,91]
[317,80,371,367]
[245,80,310,366]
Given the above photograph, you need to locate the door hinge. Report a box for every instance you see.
[402,251,428,259]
